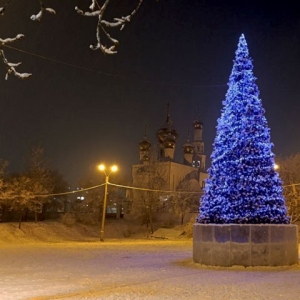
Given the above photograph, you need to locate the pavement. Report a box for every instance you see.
[0,239,300,300]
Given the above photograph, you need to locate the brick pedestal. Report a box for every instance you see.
[193,224,299,267]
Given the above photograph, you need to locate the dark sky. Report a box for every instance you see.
[1,0,299,187]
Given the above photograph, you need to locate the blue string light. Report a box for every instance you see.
[197,34,290,224]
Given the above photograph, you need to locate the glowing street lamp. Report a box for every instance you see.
[98,164,118,241]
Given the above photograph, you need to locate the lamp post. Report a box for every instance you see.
[98,164,118,242]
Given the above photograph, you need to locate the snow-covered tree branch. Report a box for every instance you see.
[0,34,32,80]
[75,0,144,54]
[0,0,56,20]
[0,0,149,79]
[30,0,56,21]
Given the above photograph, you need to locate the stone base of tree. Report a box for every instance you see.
[193,223,299,267]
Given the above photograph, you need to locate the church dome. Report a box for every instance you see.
[156,102,178,145]
[156,127,178,145]
[183,140,194,154]
[193,119,203,129]
[139,139,151,151]
[163,131,176,149]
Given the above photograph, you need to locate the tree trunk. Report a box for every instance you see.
[148,208,154,234]
[18,210,23,229]
[34,206,38,223]
[40,204,47,221]
[181,211,185,225]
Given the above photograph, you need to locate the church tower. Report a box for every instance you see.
[183,130,194,165]
[139,124,151,163]
[192,112,206,170]
[156,103,178,161]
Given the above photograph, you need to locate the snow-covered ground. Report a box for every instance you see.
[0,222,299,300]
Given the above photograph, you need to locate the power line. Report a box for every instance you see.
[31,180,300,198]
[109,182,203,194]
[3,44,226,88]
[3,45,123,79]
[283,183,300,188]
[32,180,300,198]
[32,181,204,198]
[34,183,106,197]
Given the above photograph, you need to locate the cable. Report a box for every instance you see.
[3,45,122,79]
[34,183,106,197]
[108,182,204,194]
[5,179,299,199]
[33,180,299,198]
[2,44,226,88]
[283,183,300,188]
[32,181,204,198]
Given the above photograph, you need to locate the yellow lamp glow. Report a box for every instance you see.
[111,165,118,172]
[98,164,105,171]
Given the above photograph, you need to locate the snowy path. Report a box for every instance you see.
[0,240,299,300]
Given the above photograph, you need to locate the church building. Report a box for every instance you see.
[132,104,208,191]
[123,104,208,223]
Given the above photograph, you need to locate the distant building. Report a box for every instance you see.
[125,104,208,223]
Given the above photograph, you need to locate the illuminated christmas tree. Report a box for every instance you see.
[197,34,289,224]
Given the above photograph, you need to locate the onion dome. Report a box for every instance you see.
[157,127,178,145]
[163,131,176,149]
[194,108,203,129]
[139,138,151,151]
[193,119,203,130]
[156,102,178,145]
[139,124,151,151]
[183,135,194,154]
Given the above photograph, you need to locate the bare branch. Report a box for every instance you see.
[0,0,148,79]
[30,0,56,21]
[75,7,101,17]
[101,0,143,30]
[0,34,24,44]
[0,35,31,80]
[0,0,13,16]
[75,0,144,54]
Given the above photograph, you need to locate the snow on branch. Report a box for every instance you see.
[0,0,147,80]
[0,0,12,16]
[30,0,56,21]
[0,34,32,80]
[0,0,56,20]
[75,0,144,54]
[0,0,54,80]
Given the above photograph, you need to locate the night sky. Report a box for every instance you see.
[1,0,299,187]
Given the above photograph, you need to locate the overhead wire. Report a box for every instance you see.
[33,181,204,198]
[34,183,106,197]
[283,183,300,187]
[109,182,204,194]
[3,44,226,88]
[30,180,300,198]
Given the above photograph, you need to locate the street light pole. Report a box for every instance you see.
[100,174,109,242]
[98,164,118,242]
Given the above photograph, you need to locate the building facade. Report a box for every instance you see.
[125,104,208,223]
